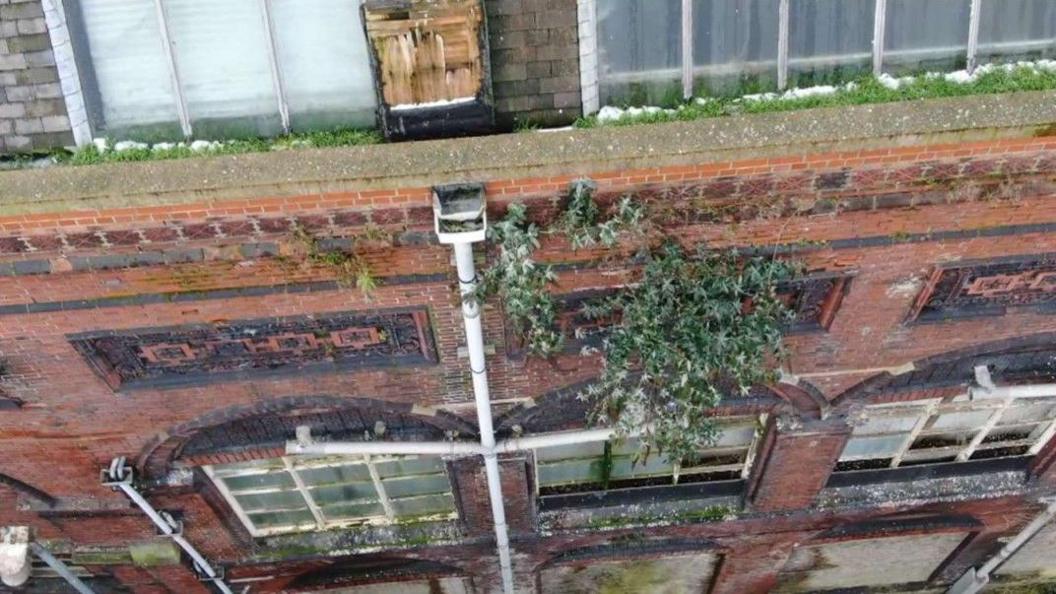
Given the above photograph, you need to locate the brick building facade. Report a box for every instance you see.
[1,92,1056,592]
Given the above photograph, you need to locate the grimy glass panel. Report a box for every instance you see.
[597,0,683,105]
[77,0,182,139]
[978,0,1056,64]
[247,509,316,530]
[884,0,970,75]
[233,490,309,513]
[164,0,282,138]
[269,0,377,131]
[692,0,780,96]
[788,0,875,87]
[222,471,296,492]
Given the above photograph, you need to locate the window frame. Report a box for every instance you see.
[837,397,1056,471]
[204,454,457,537]
[532,415,767,496]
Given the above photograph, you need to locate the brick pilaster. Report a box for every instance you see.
[746,414,851,513]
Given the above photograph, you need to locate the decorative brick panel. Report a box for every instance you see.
[69,308,438,390]
[909,253,1056,323]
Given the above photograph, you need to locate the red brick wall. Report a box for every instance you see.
[1,134,1056,592]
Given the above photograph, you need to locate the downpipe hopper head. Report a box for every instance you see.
[0,526,30,588]
[433,183,487,245]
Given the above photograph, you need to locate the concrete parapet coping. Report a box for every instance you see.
[1,90,1056,216]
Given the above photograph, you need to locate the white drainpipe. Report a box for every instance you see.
[453,241,516,594]
[947,497,1056,594]
[103,458,233,594]
[287,427,623,458]
[970,365,1056,401]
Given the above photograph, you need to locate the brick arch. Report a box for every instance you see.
[495,379,795,437]
[0,473,56,508]
[536,537,725,571]
[830,332,1056,409]
[137,395,478,478]
[282,556,466,592]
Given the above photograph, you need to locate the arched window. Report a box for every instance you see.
[140,396,475,537]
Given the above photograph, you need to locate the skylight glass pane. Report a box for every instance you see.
[391,494,456,518]
[537,459,606,486]
[609,454,675,479]
[534,441,605,462]
[851,412,920,435]
[383,475,452,498]
[841,434,905,459]
[930,410,993,431]
[715,422,758,447]
[222,472,295,492]
[233,491,309,513]
[319,501,387,520]
[999,402,1056,425]
[309,483,379,505]
[248,509,316,530]
[374,457,447,478]
[297,464,372,486]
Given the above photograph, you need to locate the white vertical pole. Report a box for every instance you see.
[259,0,291,134]
[872,0,888,76]
[681,0,694,99]
[777,0,790,91]
[152,0,192,138]
[453,242,515,594]
[967,0,982,73]
[577,0,601,114]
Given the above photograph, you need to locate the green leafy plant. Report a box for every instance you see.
[291,225,385,298]
[552,180,645,250]
[476,203,563,358]
[581,242,798,461]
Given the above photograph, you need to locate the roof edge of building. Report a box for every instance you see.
[1,89,1055,216]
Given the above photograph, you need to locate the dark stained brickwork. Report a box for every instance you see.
[485,0,581,128]
[0,0,72,153]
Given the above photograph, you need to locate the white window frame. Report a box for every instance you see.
[204,454,457,537]
[532,415,767,495]
[838,397,1056,470]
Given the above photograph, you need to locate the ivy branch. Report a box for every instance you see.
[476,203,564,357]
[581,242,799,461]
[553,179,645,250]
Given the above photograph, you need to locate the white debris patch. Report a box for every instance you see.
[596,105,678,123]
[390,96,476,111]
[594,59,1056,124]
[113,140,148,152]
